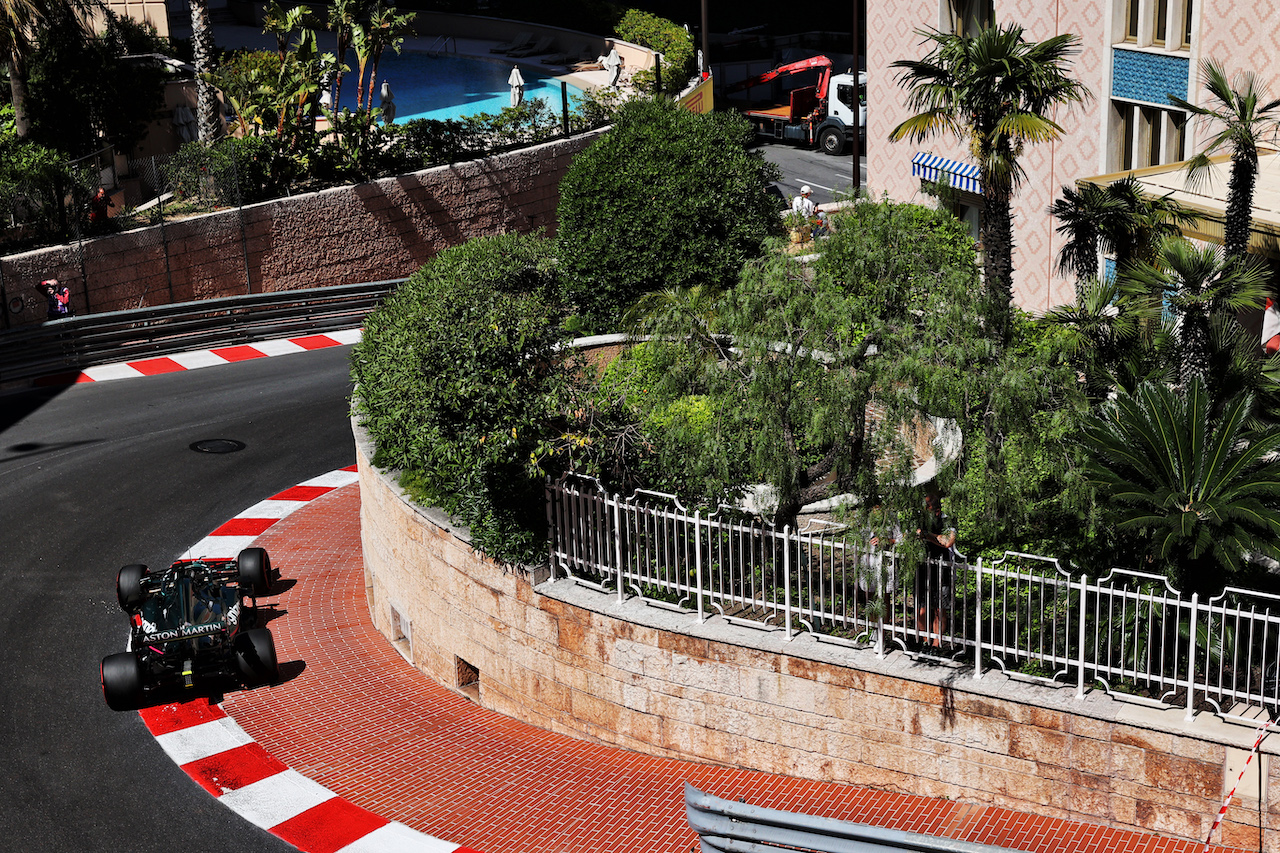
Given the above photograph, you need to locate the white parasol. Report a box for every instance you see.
[508,66,525,107]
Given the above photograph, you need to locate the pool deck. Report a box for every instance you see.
[195,19,617,98]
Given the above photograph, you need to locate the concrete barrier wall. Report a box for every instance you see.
[354,416,1280,852]
[1,132,600,328]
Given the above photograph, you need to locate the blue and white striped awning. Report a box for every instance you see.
[911,152,983,194]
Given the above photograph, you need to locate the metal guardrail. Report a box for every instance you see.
[685,784,1015,853]
[0,279,401,385]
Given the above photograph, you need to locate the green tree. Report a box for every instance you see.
[1169,59,1280,261]
[556,98,781,330]
[615,200,982,531]
[890,23,1089,339]
[1,0,96,137]
[1121,238,1269,388]
[351,232,571,564]
[1080,377,1280,594]
[1043,276,1152,401]
[26,9,170,156]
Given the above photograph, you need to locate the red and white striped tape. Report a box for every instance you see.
[146,467,484,853]
[1203,717,1274,851]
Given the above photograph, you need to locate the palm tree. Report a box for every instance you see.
[358,0,414,119]
[1169,59,1280,261]
[326,0,366,110]
[1043,276,1151,399]
[1049,181,1123,286]
[1103,177,1198,268]
[890,23,1089,338]
[1080,377,1280,594]
[1120,238,1268,387]
[189,0,219,142]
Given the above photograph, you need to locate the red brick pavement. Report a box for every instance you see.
[221,483,1252,853]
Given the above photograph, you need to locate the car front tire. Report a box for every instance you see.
[116,564,148,612]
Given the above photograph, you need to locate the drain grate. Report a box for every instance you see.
[189,439,246,454]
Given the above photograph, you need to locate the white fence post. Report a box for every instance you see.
[614,496,625,606]
[1186,591,1198,721]
[973,557,983,681]
[695,510,705,623]
[784,526,793,641]
[1077,573,1088,699]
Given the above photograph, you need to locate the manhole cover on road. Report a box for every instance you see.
[190,439,246,454]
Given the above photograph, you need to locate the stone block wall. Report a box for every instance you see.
[355,416,1280,851]
[1,133,599,328]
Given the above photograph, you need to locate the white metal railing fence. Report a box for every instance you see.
[547,475,1280,723]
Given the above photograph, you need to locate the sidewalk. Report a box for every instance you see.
[141,475,1253,853]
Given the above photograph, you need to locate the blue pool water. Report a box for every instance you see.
[333,52,581,122]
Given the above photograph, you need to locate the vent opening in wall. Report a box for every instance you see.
[389,604,411,661]
[456,656,480,702]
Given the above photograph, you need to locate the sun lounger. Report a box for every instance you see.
[489,31,533,53]
[506,35,555,57]
[541,43,590,65]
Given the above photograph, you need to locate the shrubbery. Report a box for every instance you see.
[614,9,696,95]
[556,98,781,330]
[351,233,572,564]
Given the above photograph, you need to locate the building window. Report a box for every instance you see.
[1114,102,1189,170]
[1118,104,1135,171]
[1153,0,1169,44]
[1117,0,1193,49]
[1172,112,1187,161]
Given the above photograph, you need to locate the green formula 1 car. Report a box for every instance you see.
[100,547,279,711]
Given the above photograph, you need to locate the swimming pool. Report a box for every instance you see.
[333,52,582,122]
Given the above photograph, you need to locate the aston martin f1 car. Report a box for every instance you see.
[100,547,279,711]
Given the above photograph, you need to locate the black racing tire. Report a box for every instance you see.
[818,126,845,156]
[235,628,279,686]
[116,564,148,612]
[237,547,273,596]
[101,653,144,711]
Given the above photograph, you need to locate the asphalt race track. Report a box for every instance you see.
[0,346,356,853]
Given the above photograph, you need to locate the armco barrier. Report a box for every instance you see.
[0,280,394,384]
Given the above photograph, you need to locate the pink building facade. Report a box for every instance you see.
[867,0,1280,314]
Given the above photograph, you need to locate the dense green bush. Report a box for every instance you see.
[556,98,781,330]
[614,9,696,95]
[351,233,572,564]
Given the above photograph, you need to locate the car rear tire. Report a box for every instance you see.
[236,628,279,686]
[237,547,273,596]
[819,127,845,156]
[101,653,144,711]
[116,564,148,612]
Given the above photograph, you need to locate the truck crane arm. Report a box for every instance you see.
[724,55,835,96]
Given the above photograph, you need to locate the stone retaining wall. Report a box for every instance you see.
[2,133,600,328]
[354,418,1280,852]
